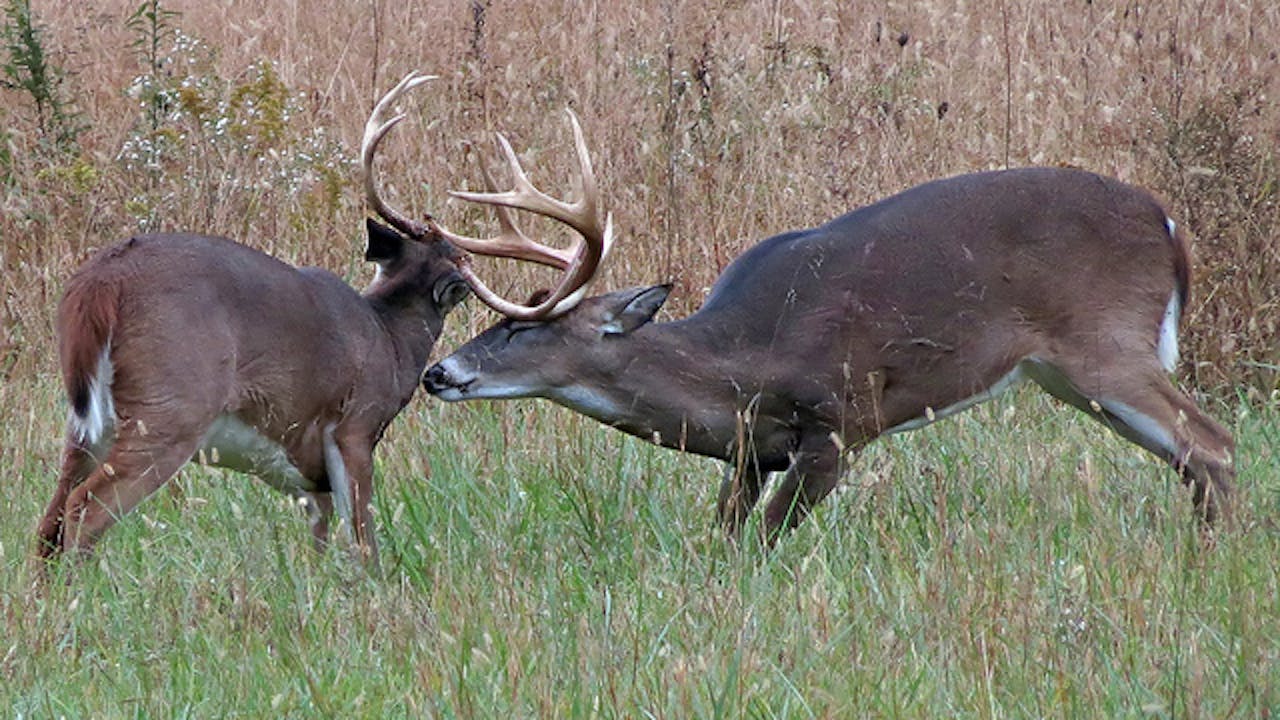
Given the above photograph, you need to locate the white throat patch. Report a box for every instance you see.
[550,385,622,421]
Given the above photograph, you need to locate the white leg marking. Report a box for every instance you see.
[1100,399,1179,458]
[1024,359,1181,460]
[884,365,1026,435]
[1158,292,1180,373]
[323,423,353,532]
[300,494,320,527]
[70,346,115,446]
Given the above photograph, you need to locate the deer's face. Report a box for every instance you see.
[422,284,671,401]
[364,219,470,327]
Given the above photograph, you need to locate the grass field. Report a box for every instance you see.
[3,379,1278,717]
[2,0,1279,717]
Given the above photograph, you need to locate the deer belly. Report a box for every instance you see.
[882,364,1028,435]
[198,415,314,495]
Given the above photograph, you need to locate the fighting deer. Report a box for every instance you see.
[420,125,1235,540]
[38,72,470,566]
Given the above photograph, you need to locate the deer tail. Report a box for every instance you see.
[1157,215,1193,373]
[58,274,121,440]
[1165,215,1192,313]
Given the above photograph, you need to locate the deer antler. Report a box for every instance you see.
[361,71,436,239]
[362,72,613,319]
[429,110,614,320]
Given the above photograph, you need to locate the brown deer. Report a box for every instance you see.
[37,72,471,565]
[420,126,1236,541]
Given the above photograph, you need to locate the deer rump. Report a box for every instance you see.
[58,234,366,482]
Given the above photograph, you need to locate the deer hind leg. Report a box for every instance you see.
[1024,358,1235,523]
[36,433,101,561]
[761,432,847,544]
[717,461,769,541]
[57,419,201,558]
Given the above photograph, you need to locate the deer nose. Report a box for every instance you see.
[421,363,449,393]
[422,363,468,395]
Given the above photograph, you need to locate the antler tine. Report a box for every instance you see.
[362,71,436,239]
[448,211,613,320]
[431,109,614,320]
[450,111,604,244]
[426,157,575,270]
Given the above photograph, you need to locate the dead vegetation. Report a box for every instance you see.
[2,0,1277,396]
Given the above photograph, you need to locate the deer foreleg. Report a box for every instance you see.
[717,460,769,540]
[325,428,379,566]
[761,432,846,544]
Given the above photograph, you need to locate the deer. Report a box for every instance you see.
[37,72,472,567]
[418,106,1236,543]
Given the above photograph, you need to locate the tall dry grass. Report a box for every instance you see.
[2,0,1277,390]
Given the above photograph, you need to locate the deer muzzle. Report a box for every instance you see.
[421,360,471,400]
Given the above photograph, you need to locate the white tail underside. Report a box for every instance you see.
[1158,292,1181,373]
[70,346,115,446]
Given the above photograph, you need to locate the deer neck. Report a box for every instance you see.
[547,319,756,460]
[371,299,442,392]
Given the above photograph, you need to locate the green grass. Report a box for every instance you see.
[3,374,1277,718]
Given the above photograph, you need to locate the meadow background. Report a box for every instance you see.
[2,0,1278,716]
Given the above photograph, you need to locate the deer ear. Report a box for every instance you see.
[365,218,406,263]
[601,284,672,336]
